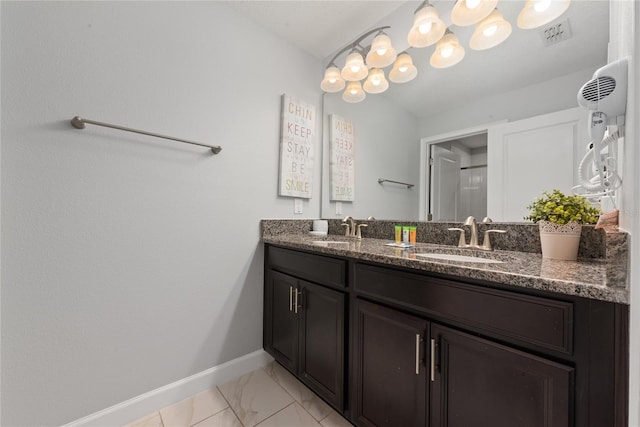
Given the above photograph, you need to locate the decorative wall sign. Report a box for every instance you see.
[330,114,355,201]
[279,94,316,199]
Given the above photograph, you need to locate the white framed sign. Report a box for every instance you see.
[330,114,355,201]
[278,94,315,199]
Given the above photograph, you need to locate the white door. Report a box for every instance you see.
[430,145,461,221]
[459,166,487,220]
[488,107,586,221]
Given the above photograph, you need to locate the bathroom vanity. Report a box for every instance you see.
[262,224,628,427]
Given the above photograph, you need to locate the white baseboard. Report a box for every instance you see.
[63,349,273,427]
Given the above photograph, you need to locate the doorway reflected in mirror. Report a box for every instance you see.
[429,134,487,222]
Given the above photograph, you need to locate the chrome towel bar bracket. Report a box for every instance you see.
[70,116,222,154]
[378,178,414,189]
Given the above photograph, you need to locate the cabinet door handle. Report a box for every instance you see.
[415,334,421,375]
[289,286,293,312]
[294,288,299,314]
[430,338,436,382]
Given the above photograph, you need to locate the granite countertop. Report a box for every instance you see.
[263,233,629,304]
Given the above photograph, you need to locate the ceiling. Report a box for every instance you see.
[222,1,408,59]
[223,1,609,118]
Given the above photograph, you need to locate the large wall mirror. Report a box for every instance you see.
[320,0,609,222]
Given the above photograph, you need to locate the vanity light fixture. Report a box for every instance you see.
[320,65,346,93]
[363,68,390,94]
[451,0,498,26]
[341,50,368,81]
[365,32,397,68]
[430,29,465,68]
[343,81,366,103]
[517,0,571,29]
[407,2,446,48]
[389,53,418,83]
[321,26,415,103]
[470,9,512,50]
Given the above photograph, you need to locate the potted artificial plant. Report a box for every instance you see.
[524,189,600,261]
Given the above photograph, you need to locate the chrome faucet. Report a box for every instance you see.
[342,216,356,237]
[448,215,506,251]
[342,216,368,239]
[464,216,479,248]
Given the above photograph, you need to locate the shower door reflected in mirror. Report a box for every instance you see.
[430,144,460,221]
[428,134,488,222]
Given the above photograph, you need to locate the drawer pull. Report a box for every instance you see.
[289,286,293,312]
[415,334,421,375]
[430,338,436,382]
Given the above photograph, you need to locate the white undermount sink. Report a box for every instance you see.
[416,253,504,264]
[311,240,350,246]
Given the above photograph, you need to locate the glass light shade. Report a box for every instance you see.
[320,66,346,92]
[451,0,498,26]
[341,51,368,81]
[430,30,465,68]
[342,81,366,103]
[389,53,418,83]
[517,0,571,29]
[470,9,512,50]
[363,69,389,94]
[365,33,397,68]
[407,4,446,48]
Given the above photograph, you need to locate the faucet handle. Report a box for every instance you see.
[341,222,350,237]
[448,227,467,248]
[356,223,368,239]
[482,217,493,223]
[482,229,507,251]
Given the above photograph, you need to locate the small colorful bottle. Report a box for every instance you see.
[394,225,402,244]
[409,226,417,244]
[402,226,410,243]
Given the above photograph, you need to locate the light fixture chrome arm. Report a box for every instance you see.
[414,0,429,14]
[70,116,222,154]
[325,26,391,68]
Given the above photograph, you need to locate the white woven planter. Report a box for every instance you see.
[539,221,582,261]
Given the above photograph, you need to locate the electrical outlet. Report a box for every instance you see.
[294,198,303,214]
[336,202,342,215]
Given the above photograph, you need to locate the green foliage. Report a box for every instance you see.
[524,189,600,225]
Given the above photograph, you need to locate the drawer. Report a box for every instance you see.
[267,246,347,289]
[353,263,573,355]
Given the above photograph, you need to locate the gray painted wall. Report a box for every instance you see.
[1,2,322,425]
[321,93,420,220]
[418,67,599,137]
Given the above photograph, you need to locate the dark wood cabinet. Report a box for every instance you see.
[263,244,628,427]
[351,299,428,427]
[265,270,299,372]
[430,323,574,427]
[299,280,345,409]
[351,301,574,427]
[264,247,346,411]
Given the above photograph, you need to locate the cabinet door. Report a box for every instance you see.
[430,324,574,427]
[352,299,428,427]
[264,270,299,373]
[299,280,345,411]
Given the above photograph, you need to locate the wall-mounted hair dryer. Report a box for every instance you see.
[574,58,627,198]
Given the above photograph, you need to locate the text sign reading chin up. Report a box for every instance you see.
[330,114,355,202]
[279,94,315,199]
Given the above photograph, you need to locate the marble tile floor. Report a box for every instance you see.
[124,362,354,427]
